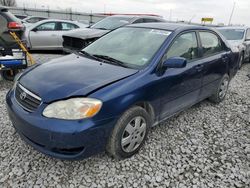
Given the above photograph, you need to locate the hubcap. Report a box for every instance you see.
[219,78,229,99]
[121,116,147,153]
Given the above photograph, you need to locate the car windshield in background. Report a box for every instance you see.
[218,29,245,40]
[83,27,171,69]
[90,17,132,30]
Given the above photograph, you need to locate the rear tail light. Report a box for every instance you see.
[8,22,23,30]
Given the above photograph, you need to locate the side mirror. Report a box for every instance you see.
[163,57,187,69]
[32,28,38,32]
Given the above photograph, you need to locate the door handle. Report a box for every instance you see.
[222,55,229,63]
[51,34,57,36]
[195,64,204,72]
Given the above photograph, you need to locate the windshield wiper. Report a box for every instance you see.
[76,51,101,61]
[94,27,108,30]
[92,54,129,68]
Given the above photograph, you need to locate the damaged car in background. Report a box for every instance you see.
[217,26,250,68]
[62,15,166,52]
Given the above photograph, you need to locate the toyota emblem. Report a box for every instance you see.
[20,92,27,100]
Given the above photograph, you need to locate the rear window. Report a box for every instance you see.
[0,15,7,31]
[1,11,20,23]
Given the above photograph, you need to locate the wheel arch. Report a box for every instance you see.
[133,101,156,125]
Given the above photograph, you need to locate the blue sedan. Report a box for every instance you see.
[6,23,239,160]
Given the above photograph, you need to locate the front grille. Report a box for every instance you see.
[63,36,89,50]
[15,84,42,112]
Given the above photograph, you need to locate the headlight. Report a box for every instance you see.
[43,98,102,120]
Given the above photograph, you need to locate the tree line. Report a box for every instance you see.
[0,0,16,7]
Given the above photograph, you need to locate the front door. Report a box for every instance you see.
[158,31,204,120]
[29,22,61,49]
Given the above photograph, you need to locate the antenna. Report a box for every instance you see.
[169,9,172,22]
[189,15,196,23]
[228,1,236,25]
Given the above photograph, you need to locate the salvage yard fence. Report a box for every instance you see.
[7,7,106,24]
[6,6,223,27]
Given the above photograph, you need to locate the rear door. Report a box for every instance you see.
[29,21,61,49]
[198,31,229,100]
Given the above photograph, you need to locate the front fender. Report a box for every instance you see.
[88,72,161,123]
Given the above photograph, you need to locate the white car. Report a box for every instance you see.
[23,19,88,50]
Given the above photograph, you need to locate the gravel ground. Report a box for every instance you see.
[0,53,249,188]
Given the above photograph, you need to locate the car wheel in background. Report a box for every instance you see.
[238,53,244,69]
[209,74,230,104]
[1,69,18,81]
[106,106,151,159]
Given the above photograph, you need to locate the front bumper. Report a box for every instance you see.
[6,89,117,160]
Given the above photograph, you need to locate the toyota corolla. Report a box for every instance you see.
[6,23,239,160]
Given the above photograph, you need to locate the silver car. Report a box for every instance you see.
[23,19,88,50]
[217,26,250,68]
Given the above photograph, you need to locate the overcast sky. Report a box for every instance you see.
[17,0,250,26]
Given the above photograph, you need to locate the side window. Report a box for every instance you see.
[163,32,199,62]
[0,15,7,33]
[199,32,224,56]
[245,29,250,40]
[133,18,144,24]
[27,18,40,23]
[143,18,158,23]
[61,22,79,31]
[36,22,56,31]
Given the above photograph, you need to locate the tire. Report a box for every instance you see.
[1,69,18,81]
[209,74,230,104]
[106,106,151,159]
[238,53,244,69]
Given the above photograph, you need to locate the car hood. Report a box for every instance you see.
[63,28,110,40]
[19,54,138,103]
[227,40,243,48]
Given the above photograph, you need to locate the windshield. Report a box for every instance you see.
[83,27,172,69]
[218,29,245,40]
[91,17,133,30]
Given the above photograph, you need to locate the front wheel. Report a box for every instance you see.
[106,106,151,159]
[209,74,230,104]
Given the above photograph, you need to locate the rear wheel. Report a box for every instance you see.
[106,106,151,159]
[209,74,230,104]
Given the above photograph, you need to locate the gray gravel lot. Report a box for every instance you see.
[0,53,249,188]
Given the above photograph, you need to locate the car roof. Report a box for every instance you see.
[109,15,163,20]
[217,26,249,30]
[126,22,211,31]
[35,19,78,24]
[25,16,48,19]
